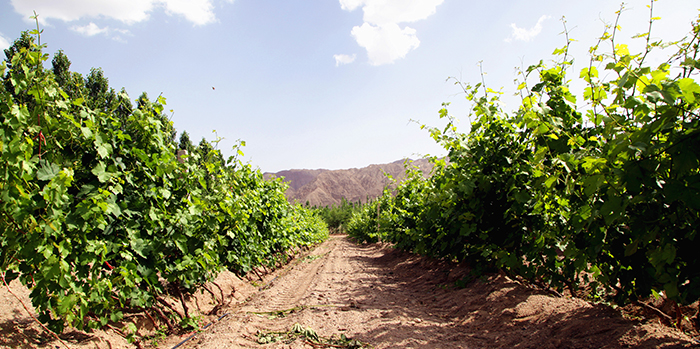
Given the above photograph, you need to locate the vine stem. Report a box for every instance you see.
[152,306,175,333]
[156,296,184,321]
[634,300,673,322]
[143,309,158,329]
[674,301,684,331]
[177,287,190,319]
[30,11,46,160]
[200,283,218,305]
[211,281,227,306]
[1,272,71,349]
[478,61,488,98]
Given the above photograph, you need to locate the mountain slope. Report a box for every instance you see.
[264,159,434,207]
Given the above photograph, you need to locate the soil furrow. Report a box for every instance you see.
[1,235,696,349]
[171,236,696,348]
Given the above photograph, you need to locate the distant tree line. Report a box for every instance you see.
[309,197,365,234]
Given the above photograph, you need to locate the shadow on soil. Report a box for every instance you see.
[340,239,694,349]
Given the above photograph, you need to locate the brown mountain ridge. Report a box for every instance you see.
[264,158,434,207]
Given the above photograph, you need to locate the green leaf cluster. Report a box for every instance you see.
[0,30,327,333]
[348,9,700,306]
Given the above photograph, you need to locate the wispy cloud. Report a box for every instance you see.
[69,23,132,43]
[113,28,132,35]
[111,36,128,44]
[10,0,224,26]
[71,22,109,36]
[505,15,551,43]
[339,0,444,65]
[334,54,357,66]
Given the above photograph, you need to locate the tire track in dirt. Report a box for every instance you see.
[245,237,340,313]
[4,235,694,349]
[171,235,696,349]
[174,235,375,348]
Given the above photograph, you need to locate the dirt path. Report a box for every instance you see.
[167,235,696,348]
[2,235,698,348]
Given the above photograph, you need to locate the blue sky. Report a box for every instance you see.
[1,0,698,172]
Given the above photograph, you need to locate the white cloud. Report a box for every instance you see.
[339,0,443,65]
[505,15,551,43]
[111,36,128,44]
[339,0,363,12]
[342,0,444,25]
[161,0,216,26]
[113,28,132,36]
[0,33,10,51]
[68,23,132,43]
[334,54,357,66]
[11,0,153,24]
[351,23,419,66]
[10,0,220,26]
[71,22,109,36]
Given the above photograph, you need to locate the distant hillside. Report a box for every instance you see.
[264,159,434,207]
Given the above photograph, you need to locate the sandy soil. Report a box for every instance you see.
[2,235,699,349]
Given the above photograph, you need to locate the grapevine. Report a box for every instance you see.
[0,23,328,334]
[348,3,700,320]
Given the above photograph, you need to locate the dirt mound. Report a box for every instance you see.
[1,236,697,349]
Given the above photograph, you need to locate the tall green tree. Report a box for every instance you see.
[178,130,194,152]
[50,49,70,87]
[84,67,117,112]
[51,50,87,101]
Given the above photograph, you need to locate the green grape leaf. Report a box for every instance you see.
[37,160,60,181]
[91,162,113,183]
